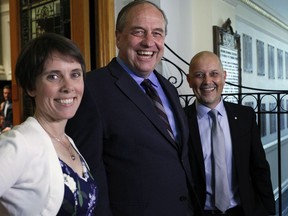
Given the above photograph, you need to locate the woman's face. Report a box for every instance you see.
[29,52,84,122]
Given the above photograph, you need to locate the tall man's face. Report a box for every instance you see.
[116,3,166,78]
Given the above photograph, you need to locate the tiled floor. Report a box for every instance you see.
[276,190,288,216]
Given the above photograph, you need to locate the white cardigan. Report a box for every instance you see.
[0,117,84,215]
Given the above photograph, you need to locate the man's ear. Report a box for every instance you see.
[186,74,192,88]
[223,70,227,80]
[115,30,121,48]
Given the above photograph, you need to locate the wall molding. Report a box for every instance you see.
[241,0,288,31]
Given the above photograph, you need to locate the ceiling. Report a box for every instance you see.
[252,0,288,25]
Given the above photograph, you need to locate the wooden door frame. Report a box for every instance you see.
[9,0,22,125]
[94,0,116,68]
[9,0,116,124]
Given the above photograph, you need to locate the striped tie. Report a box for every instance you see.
[141,79,174,140]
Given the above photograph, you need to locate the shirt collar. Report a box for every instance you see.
[195,99,225,119]
[116,57,158,87]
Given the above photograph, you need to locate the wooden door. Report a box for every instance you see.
[9,0,116,124]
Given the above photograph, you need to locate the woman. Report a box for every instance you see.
[0,33,97,215]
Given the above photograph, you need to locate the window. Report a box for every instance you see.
[20,0,70,45]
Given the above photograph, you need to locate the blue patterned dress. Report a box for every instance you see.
[57,158,97,216]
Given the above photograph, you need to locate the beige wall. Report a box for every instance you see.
[0,0,11,80]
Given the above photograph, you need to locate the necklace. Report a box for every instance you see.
[52,136,76,161]
[37,118,77,161]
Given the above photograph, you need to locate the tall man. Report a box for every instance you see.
[66,1,201,216]
[185,51,275,216]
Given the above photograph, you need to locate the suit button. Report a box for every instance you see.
[179,196,187,201]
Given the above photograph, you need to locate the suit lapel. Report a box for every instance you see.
[224,102,241,170]
[108,60,178,149]
[186,103,206,180]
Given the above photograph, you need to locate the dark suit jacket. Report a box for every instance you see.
[184,101,276,216]
[66,58,202,216]
[2,100,13,127]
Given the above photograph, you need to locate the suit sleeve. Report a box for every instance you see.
[66,83,113,216]
[249,108,276,214]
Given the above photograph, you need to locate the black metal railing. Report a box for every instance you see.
[162,43,288,216]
